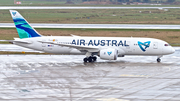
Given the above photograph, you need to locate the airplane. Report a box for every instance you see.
[2,10,175,62]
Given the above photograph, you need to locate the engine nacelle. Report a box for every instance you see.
[99,49,118,60]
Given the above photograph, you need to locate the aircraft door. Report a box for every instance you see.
[42,40,46,51]
[126,41,133,53]
[153,42,158,49]
[126,41,130,49]
[42,43,46,47]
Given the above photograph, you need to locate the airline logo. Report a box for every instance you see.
[138,41,151,52]
[107,51,112,56]
[12,12,17,16]
[71,39,129,47]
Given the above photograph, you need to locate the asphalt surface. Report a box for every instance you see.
[0,44,41,52]
[1,6,180,10]
[1,23,180,29]
[0,45,180,101]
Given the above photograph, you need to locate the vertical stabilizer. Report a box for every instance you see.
[10,10,41,39]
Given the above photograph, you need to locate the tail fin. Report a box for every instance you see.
[9,10,41,39]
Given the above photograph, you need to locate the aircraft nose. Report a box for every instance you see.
[171,47,175,53]
[163,46,175,55]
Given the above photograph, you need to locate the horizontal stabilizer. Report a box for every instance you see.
[0,40,32,44]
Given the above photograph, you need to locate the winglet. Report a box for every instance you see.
[9,10,41,39]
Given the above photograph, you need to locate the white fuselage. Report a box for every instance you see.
[13,36,175,57]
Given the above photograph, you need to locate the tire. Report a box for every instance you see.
[93,57,97,61]
[83,58,88,62]
[88,57,93,62]
[157,58,161,62]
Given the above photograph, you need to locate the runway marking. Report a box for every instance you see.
[120,74,149,77]
[96,98,129,101]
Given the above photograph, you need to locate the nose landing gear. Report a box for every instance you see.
[157,55,162,63]
[157,58,161,62]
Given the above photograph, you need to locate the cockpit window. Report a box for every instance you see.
[164,44,169,46]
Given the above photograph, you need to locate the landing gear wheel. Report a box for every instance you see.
[83,58,88,62]
[88,57,93,62]
[92,56,97,61]
[157,58,161,62]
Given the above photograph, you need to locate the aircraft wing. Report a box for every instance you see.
[0,40,32,44]
[38,41,100,52]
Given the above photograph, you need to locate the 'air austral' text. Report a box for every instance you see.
[71,39,129,47]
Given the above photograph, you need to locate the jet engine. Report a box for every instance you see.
[99,49,118,60]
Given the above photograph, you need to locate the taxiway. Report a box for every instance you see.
[0,46,180,101]
[1,23,180,29]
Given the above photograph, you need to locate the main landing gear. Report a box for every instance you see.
[83,56,97,63]
[83,52,97,63]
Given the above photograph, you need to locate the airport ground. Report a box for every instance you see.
[0,47,180,101]
[1,6,180,101]
[2,0,180,6]
[1,9,180,24]
[1,9,180,45]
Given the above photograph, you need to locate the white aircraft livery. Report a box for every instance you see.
[5,10,175,62]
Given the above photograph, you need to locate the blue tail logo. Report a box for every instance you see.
[10,10,41,39]
[107,51,112,56]
[12,12,16,16]
[138,41,151,52]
